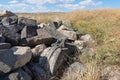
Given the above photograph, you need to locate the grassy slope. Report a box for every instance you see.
[17,9,120,80]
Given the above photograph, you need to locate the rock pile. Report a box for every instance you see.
[0,11,94,80]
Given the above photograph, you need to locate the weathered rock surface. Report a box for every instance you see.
[0,49,16,75]
[0,46,32,75]
[0,43,11,49]
[1,16,18,26]
[1,68,32,80]
[18,17,37,26]
[0,10,16,17]
[32,44,46,63]
[39,45,65,75]
[10,46,32,69]
[26,29,52,46]
[21,26,37,39]
[80,34,94,42]
[32,44,46,57]
[0,25,20,45]
[43,24,67,41]
[57,25,77,40]
[28,63,50,80]
[66,62,86,74]
[74,40,85,50]
[6,24,24,33]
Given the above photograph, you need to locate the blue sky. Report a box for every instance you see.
[0,0,119,12]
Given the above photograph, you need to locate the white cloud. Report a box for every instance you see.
[59,4,85,10]
[0,2,49,12]
[80,0,102,6]
[9,0,19,4]
[80,0,93,5]
[0,0,102,12]
[24,0,58,5]
[60,0,75,3]
[58,0,102,10]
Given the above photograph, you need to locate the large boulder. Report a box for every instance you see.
[39,45,66,75]
[18,17,37,26]
[0,46,32,75]
[25,29,52,46]
[0,10,16,17]
[28,63,50,80]
[0,25,20,45]
[43,25,67,41]
[10,46,32,69]
[0,49,16,75]
[1,16,18,26]
[1,68,32,80]
[21,26,37,39]
[6,24,24,33]
[57,25,77,40]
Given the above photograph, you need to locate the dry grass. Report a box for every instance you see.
[62,62,101,80]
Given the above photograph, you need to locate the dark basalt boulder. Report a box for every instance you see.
[21,26,37,39]
[18,17,37,27]
[1,16,18,26]
[0,25,20,45]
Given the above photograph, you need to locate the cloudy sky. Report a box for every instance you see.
[0,0,119,12]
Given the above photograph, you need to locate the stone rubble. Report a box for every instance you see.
[0,10,95,80]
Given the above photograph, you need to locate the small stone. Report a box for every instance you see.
[32,44,46,63]
[37,23,47,28]
[74,40,85,50]
[32,44,46,57]
[67,62,86,74]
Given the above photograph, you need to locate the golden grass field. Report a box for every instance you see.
[17,9,120,80]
